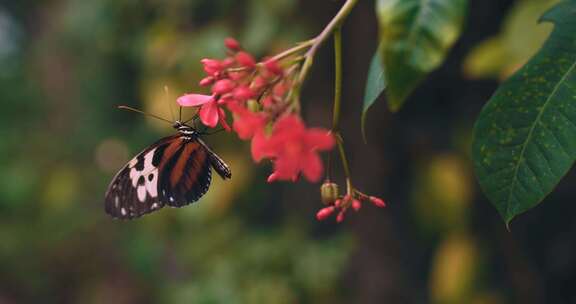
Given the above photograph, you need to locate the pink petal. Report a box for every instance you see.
[273,115,305,135]
[199,101,219,127]
[177,94,213,107]
[272,155,300,181]
[302,153,323,182]
[305,129,335,151]
[218,108,232,131]
[251,131,273,162]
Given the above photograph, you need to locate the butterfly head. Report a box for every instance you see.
[173,121,199,139]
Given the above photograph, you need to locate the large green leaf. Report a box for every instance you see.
[376,0,467,111]
[473,0,576,225]
[361,46,386,142]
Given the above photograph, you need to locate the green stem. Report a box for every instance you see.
[335,133,351,179]
[298,0,359,84]
[270,39,315,62]
[332,27,342,131]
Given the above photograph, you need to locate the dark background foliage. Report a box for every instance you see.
[0,0,574,303]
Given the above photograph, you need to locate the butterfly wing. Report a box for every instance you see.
[157,137,213,208]
[104,135,178,219]
[197,137,232,180]
[105,134,231,219]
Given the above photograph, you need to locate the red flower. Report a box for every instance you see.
[228,102,267,140]
[177,94,229,129]
[253,115,335,182]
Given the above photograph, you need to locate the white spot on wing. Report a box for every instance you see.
[145,172,158,198]
[129,148,159,200]
[137,185,147,202]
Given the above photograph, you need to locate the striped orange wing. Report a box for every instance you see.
[158,137,213,207]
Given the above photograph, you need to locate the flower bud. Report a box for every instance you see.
[212,79,236,95]
[369,196,386,208]
[320,181,339,205]
[222,57,235,67]
[199,76,215,86]
[262,96,275,108]
[273,81,289,97]
[352,199,361,211]
[251,76,268,91]
[201,59,223,75]
[236,52,256,68]
[264,59,283,75]
[233,86,255,101]
[334,199,342,208]
[267,172,279,183]
[229,71,247,81]
[316,206,335,221]
[336,210,346,223]
[224,37,241,51]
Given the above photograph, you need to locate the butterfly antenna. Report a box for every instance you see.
[117,105,173,124]
[164,86,175,121]
[179,106,182,122]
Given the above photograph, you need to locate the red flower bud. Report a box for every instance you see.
[336,210,346,223]
[233,86,255,101]
[236,52,256,68]
[316,206,335,221]
[251,76,268,91]
[212,79,236,95]
[222,57,235,67]
[352,199,361,211]
[229,71,247,81]
[273,81,289,97]
[369,196,386,208]
[264,59,283,75]
[224,37,241,51]
[262,96,275,108]
[267,173,279,183]
[199,76,215,86]
[334,199,342,208]
[201,59,223,75]
[219,94,235,104]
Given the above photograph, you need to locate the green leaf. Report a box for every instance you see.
[472,0,576,225]
[376,0,467,111]
[361,46,387,142]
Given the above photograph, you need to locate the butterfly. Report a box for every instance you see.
[105,117,231,220]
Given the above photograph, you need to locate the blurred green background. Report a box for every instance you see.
[0,0,575,303]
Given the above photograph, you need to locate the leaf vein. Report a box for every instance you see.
[505,58,576,218]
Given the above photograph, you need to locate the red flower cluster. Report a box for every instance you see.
[316,191,386,223]
[177,38,335,183]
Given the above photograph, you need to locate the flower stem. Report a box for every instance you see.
[298,0,359,84]
[332,26,342,131]
[271,39,315,62]
[335,133,351,179]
